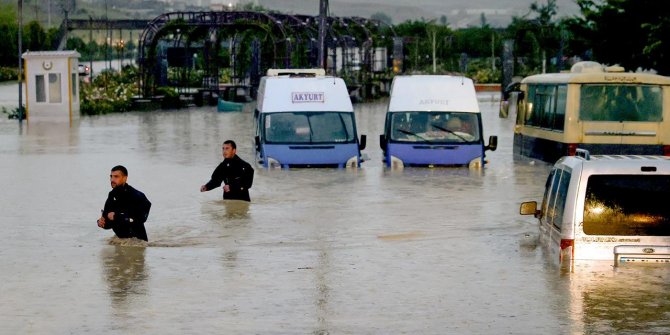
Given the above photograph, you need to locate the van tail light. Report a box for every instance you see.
[567,143,578,156]
[560,239,574,262]
[560,239,574,250]
[663,145,670,156]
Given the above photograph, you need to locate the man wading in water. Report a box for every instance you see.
[200,140,254,202]
[97,165,152,241]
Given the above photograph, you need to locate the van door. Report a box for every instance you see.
[541,167,573,261]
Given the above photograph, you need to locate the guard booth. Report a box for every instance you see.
[22,51,81,123]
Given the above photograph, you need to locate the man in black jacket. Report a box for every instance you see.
[200,140,254,201]
[97,165,152,241]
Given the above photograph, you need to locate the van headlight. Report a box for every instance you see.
[390,155,404,169]
[267,157,282,169]
[345,156,359,168]
[468,156,483,169]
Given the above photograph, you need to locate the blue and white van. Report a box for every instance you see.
[254,70,366,168]
[380,75,497,168]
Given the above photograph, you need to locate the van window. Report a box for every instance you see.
[579,85,663,122]
[583,175,670,236]
[545,168,571,230]
[541,169,556,217]
[263,112,355,144]
[389,111,480,143]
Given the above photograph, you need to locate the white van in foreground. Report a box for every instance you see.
[521,150,670,267]
[254,70,366,168]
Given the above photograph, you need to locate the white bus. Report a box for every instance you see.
[512,61,670,162]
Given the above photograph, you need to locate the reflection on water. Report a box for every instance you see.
[101,244,148,308]
[566,263,670,334]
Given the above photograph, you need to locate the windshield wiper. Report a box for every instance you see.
[396,128,429,142]
[431,123,468,142]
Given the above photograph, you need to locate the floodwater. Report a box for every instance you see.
[0,93,668,334]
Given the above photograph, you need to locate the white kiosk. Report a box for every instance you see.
[22,51,81,123]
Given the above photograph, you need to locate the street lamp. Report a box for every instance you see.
[18,0,24,123]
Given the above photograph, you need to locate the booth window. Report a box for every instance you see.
[49,73,62,103]
[72,74,77,97]
[35,75,46,102]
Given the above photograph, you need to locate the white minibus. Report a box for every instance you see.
[379,75,497,168]
[254,70,366,168]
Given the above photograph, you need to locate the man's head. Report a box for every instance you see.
[110,165,128,189]
[222,140,237,160]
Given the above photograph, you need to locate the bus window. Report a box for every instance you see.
[580,85,663,122]
[554,85,567,130]
[524,84,566,131]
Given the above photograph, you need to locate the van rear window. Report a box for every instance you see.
[583,175,670,236]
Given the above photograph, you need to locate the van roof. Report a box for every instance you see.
[265,68,326,77]
[388,75,479,113]
[556,155,670,173]
[257,76,353,113]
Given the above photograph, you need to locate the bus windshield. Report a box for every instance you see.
[579,84,663,122]
[389,111,481,143]
[583,175,670,236]
[263,112,356,144]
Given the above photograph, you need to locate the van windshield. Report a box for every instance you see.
[263,112,356,144]
[583,175,670,236]
[389,112,481,143]
[579,84,663,122]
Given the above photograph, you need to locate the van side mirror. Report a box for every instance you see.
[486,135,498,151]
[359,134,367,150]
[520,201,541,218]
[379,134,387,151]
[254,135,260,151]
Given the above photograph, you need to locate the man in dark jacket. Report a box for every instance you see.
[200,140,254,201]
[97,165,152,241]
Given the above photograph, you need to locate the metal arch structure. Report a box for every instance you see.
[139,11,292,96]
[137,11,396,97]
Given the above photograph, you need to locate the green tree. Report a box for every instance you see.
[505,0,560,74]
[575,0,670,74]
[25,21,46,51]
[0,4,18,67]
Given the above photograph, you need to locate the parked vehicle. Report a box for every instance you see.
[511,61,670,163]
[379,75,497,169]
[520,150,670,268]
[78,64,90,76]
[253,69,366,168]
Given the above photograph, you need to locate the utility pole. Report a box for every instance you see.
[318,0,328,69]
[18,0,24,123]
[491,32,496,71]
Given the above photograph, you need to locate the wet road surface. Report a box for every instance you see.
[0,94,668,334]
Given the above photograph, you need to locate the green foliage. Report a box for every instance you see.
[575,0,670,74]
[155,86,181,109]
[25,21,46,51]
[0,67,18,81]
[80,68,138,115]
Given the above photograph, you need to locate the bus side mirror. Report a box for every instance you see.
[486,135,498,151]
[359,134,367,150]
[254,135,260,151]
[520,201,542,218]
[379,134,387,151]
